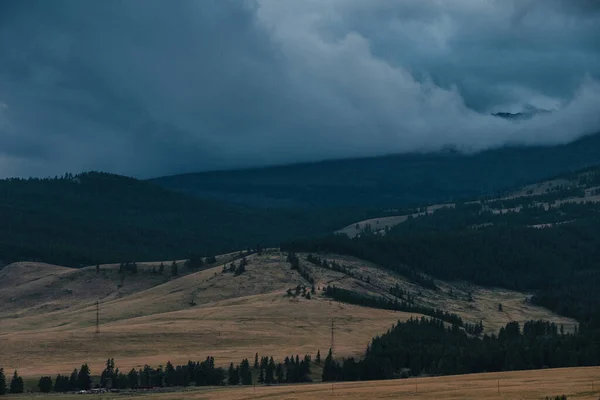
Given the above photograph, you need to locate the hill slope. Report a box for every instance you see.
[0,172,359,267]
[152,132,600,208]
[0,250,573,377]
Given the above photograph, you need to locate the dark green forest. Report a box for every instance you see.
[322,318,600,381]
[282,197,600,330]
[152,131,600,208]
[0,172,369,267]
[3,133,600,267]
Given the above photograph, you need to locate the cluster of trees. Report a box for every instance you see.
[0,172,366,267]
[222,257,248,276]
[286,253,316,284]
[305,254,371,284]
[0,369,24,395]
[52,364,92,392]
[321,318,599,382]
[286,284,315,300]
[322,285,466,327]
[232,354,311,385]
[1,353,316,394]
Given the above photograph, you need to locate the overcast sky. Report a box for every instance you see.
[1,0,599,178]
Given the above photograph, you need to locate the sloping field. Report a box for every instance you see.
[0,252,575,378]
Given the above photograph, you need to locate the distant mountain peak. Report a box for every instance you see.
[492,106,553,121]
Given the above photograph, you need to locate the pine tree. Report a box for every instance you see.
[227,363,239,385]
[322,349,337,382]
[159,262,165,274]
[9,371,23,394]
[96,264,100,274]
[239,359,252,385]
[127,369,139,388]
[69,369,78,390]
[0,368,6,395]
[265,357,275,384]
[316,350,321,364]
[101,358,115,388]
[254,353,259,369]
[164,362,176,386]
[275,363,284,383]
[77,364,92,390]
[171,261,178,277]
[38,376,53,393]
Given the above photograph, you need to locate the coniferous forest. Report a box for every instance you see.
[282,200,600,331]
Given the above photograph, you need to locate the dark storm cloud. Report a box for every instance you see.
[0,0,599,178]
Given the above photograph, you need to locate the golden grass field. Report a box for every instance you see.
[14,367,600,399]
[0,251,576,382]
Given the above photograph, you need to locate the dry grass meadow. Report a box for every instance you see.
[0,250,576,383]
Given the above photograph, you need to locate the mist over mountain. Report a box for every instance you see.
[1,0,599,178]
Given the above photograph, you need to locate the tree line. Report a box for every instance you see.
[0,353,314,394]
[322,285,479,331]
[321,317,599,382]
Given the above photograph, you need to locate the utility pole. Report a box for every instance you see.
[331,318,335,357]
[95,300,99,334]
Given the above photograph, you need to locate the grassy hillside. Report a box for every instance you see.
[283,166,600,331]
[0,250,573,378]
[152,132,600,208]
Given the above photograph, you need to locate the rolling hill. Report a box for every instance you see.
[0,249,573,378]
[152,131,600,208]
[3,133,600,268]
[0,172,363,267]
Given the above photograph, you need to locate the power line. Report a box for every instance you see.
[331,318,335,357]
[95,300,99,334]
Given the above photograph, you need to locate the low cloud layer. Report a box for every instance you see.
[1,0,599,178]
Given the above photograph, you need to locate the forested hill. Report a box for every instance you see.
[282,168,600,331]
[152,131,600,208]
[0,172,363,267]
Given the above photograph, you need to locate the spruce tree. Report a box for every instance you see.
[171,261,178,277]
[9,371,24,394]
[275,363,284,383]
[0,368,6,395]
[77,364,92,390]
[254,353,259,369]
[127,369,139,388]
[239,359,252,385]
[265,357,275,384]
[69,369,78,390]
[316,350,321,364]
[38,376,53,393]
[322,349,337,382]
[159,262,165,274]
[164,362,176,387]
[227,363,239,385]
